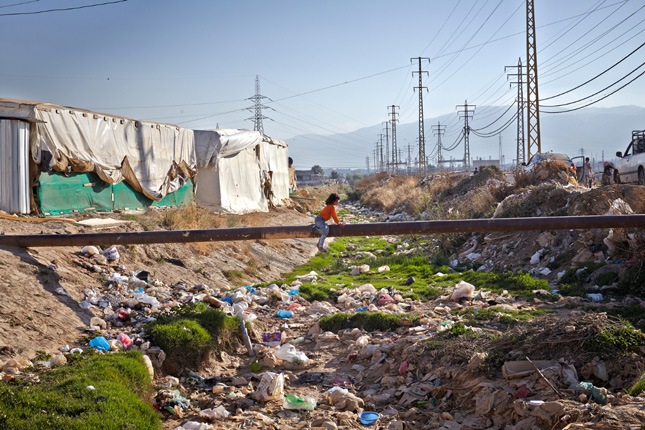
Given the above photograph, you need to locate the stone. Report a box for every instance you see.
[90,317,107,329]
[231,376,248,386]
[311,419,337,430]
[387,421,404,430]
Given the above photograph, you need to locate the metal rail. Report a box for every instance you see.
[0,215,642,248]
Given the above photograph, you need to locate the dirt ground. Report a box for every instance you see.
[0,205,318,364]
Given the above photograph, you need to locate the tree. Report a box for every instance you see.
[330,170,340,179]
[311,165,324,175]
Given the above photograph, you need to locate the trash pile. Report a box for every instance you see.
[1,189,645,430]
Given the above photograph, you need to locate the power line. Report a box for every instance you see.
[541,67,645,112]
[0,0,126,16]
[471,101,516,131]
[0,0,40,9]
[541,41,645,101]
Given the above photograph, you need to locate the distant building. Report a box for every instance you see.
[295,170,324,186]
[472,159,500,170]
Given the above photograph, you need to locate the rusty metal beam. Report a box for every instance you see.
[0,215,642,248]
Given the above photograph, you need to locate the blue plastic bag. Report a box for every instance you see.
[89,336,110,351]
[276,310,293,318]
[287,289,300,296]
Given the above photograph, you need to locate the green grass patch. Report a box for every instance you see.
[455,307,553,328]
[0,351,160,430]
[546,250,576,270]
[146,304,242,370]
[319,312,417,332]
[629,372,645,397]
[584,325,645,358]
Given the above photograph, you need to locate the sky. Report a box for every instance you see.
[1,0,644,169]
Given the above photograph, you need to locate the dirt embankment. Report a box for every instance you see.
[0,206,318,363]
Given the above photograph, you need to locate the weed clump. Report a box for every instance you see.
[319,312,416,332]
[584,325,645,358]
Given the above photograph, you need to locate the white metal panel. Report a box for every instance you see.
[0,120,30,214]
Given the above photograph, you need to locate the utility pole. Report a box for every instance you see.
[456,101,475,170]
[382,122,390,174]
[506,58,527,165]
[389,105,399,175]
[411,57,430,176]
[526,0,542,158]
[246,75,273,133]
[432,122,446,167]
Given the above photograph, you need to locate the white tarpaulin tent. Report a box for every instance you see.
[260,136,289,206]
[194,129,268,214]
[0,98,196,202]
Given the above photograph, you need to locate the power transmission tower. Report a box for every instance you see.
[411,57,430,176]
[382,122,390,174]
[373,148,378,173]
[432,122,446,167]
[407,142,412,175]
[246,75,273,133]
[389,105,399,174]
[526,0,542,158]
[378,134,385,172]
[366,156,370,174]
[506,58,526,165]
[498,133,502,169]
[456,101,475,170]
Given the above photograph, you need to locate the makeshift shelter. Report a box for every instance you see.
[194,129,290,214]
[260,136,289,206]
[0,98,196,215]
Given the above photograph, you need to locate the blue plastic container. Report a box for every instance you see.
[359,412,379,426]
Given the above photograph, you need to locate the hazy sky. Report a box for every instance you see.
[2,0,644,169]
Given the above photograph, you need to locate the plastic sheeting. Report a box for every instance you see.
[194,129,268,214]
[0,119,30,214]
[260,137,289,206]
[0,98,196,201]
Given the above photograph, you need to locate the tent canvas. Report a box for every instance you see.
[194,129,268,214]
[260,136,289,206]
[0,98,197,215]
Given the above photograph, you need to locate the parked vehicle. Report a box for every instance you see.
[615,130,645,185]
[523,152,572,170]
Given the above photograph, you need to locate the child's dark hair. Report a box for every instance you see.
[325,193,340,205]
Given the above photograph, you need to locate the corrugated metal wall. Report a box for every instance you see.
[0,119,30,214]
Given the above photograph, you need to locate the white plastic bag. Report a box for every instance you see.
[252,372,285,402]
[275,343,309,365]
[450,280,475,302]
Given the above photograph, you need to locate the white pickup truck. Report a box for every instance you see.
[615,130,645,185]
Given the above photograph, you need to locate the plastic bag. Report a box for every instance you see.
[275,343,309,365]
[252,372,285,402]
[283,394,317,410]
[89,336,110,351]
[451,280,475,302]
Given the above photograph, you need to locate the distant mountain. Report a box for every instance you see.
[286,105,644,169]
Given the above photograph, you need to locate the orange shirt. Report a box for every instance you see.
[319,204,340,224]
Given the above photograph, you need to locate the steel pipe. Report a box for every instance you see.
[0,215,642,248]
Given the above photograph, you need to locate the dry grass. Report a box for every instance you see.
[362,175,425,213]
